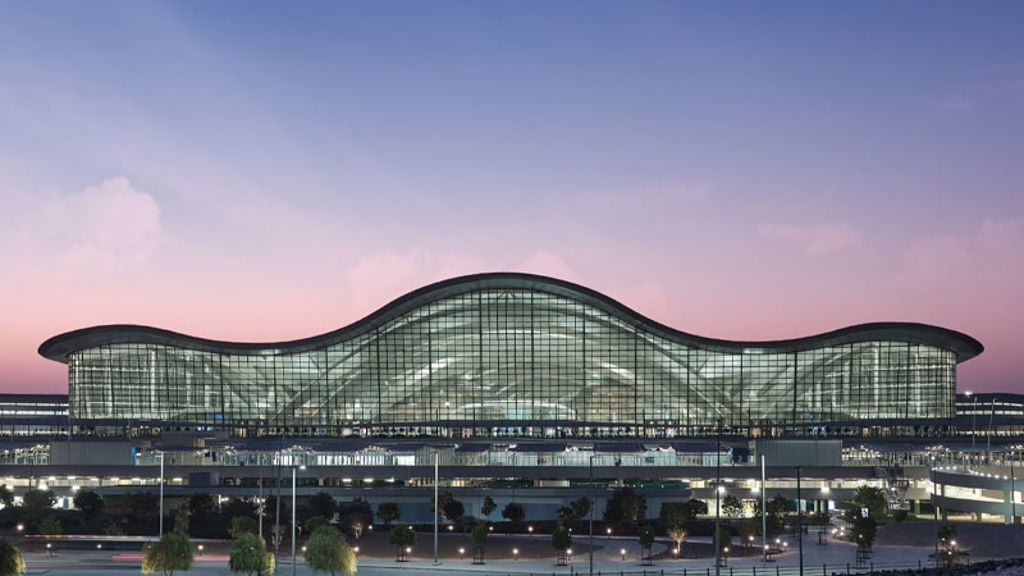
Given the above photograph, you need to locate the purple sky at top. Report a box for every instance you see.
[1,1,1022,395]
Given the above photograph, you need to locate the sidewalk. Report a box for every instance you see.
[355,535,937,575]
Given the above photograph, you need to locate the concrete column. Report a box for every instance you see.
[1005,483,1013,525]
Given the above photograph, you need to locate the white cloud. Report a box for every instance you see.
[6,177,166,270]
[758,222,863,255]
[896,219,1024,289]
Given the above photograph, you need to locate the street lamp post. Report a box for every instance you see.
[966,392,977,462]
[796,465,803,576]
[158,451,165,537]
[1007,450,1017,525]
[715,420,722,576]
[931,463,939,559]
[988,397,996,466]
[433,452,439,565]
[292,464,306,576]
[589,454,595,576]
[761,453,767,563]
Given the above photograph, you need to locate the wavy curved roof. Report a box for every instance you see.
[39,272,984,363]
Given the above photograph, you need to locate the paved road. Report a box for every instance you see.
[20,534,942,576]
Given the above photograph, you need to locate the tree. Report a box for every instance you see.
[722,495,744,518]
[40,516,62,537]
[230,516,259,539]
[604,487,647,532]
[229,532,274,576]
[552,526,572,565]
[304,493,337,523]
[305,525,356,576]
[717,527,733,552]
[480,496,496,520]
[142,531,194,576]
[220,498,257,539]
[659,502,694,533]
[557,496,592,528]
[639,525,656,565]
[0,487,14,508]
[0,538,25,576]
[21,489,56,525]
[937,523,957,550]
[103,520,126,536]
[851,486,887,522]
[470,522,488,564]
[376,502,400,526]
[501,502,525,530]
[188,493,223,538]
[754,495,789,537]
[304,516,330,535]
[337,499,372,540]
[389,525,415,561]
[851,512,876,549]
[688,499,708,515]
[667,526,687,553]
[435,491,464,522]
[556,505,575,526]
[737,517,759,547]
[851,516,877,551]
[74,490,104,520]
[122,492,159,534]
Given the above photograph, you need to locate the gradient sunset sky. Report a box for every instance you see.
[1,2,1022,395]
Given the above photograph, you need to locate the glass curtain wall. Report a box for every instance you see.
[66,289,957,437]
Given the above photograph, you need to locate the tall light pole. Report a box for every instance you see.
[292,464,306,576]
[715,419,722,576]
[966,391,977,461]
[760,453,767,563]
[796,466,803,576]
[589,454,595,576]
[932,462,939,559]
[158,451,165,537]
[433,452,439,565]
[988,397,996,466]
[1010,450,1016,524]
[258,458,264,542]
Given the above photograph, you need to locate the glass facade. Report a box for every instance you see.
[42,274,979,438]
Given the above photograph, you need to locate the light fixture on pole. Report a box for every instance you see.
[589,454,594,576]
[158,451,165,537]
[433,452,439,565]
[988,397,996,466]
[715,419,722,576]
[796,465,803,576]
[966,391,976,458]
[292,463,306,576]
[761,453,767,563]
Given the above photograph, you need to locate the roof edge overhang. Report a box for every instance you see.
[39,272,984,364]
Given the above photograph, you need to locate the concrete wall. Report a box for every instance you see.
[756,440,842,467]
[48,440,135,466]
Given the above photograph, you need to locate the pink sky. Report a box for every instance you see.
[1,3,1022,395]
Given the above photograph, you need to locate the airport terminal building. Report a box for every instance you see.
[4,273,1022,524]
[37,273,981,439]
